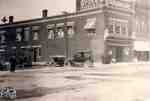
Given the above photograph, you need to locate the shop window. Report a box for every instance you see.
[33,32,39,40]
[48,29,55,39]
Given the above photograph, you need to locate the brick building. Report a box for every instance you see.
[0,0,149,65]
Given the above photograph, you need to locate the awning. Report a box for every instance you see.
[134,41,150,51]
[84,18,96,29]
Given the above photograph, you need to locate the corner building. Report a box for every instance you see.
[0,0,148,64]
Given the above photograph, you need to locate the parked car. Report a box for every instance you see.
[49,55,66,67]
[67,51,94,67]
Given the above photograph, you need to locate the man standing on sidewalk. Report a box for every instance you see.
[9,56,17,72]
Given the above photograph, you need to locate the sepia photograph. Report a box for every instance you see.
[0,0,150,101]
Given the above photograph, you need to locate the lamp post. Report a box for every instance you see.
[62,11,69,60]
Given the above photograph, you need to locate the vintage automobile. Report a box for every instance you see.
[49,55,66,67]
[67,51,94,67]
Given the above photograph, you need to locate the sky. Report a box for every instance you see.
[0,0,76,22]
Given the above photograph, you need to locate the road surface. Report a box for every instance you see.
[0,63,150,101]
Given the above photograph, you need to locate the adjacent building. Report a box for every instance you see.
[0,0,149,65]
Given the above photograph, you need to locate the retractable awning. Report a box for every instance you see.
[84,18,96,29]
[134,41,150,51]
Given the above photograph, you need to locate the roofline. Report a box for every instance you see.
[0,8,102,29]
[0,6,133,29]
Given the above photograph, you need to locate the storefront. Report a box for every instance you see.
[133,41,150,62]
[104,37,133,63]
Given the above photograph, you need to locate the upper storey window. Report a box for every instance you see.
[67,22,75,38]
[0,31,6,44]
[24,27,30,41]
[108,17,128,36]
[56,23,64,39]
[47,24,55,40]
[16,28,22,42]
[32,26,40,41]
[84,18,96,37]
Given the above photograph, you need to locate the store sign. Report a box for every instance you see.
[80,0,98,10]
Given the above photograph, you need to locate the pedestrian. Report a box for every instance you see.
[9,56,17,72]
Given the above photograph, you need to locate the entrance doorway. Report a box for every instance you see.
[111,46,128,62]
[32,47,41,62]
